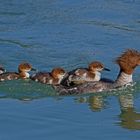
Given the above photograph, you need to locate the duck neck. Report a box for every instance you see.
[115,70,133,86]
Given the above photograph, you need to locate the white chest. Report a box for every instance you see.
[94,71,101,81]
[25,72,30,78]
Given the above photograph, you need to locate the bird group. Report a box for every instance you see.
[0,49,140,95]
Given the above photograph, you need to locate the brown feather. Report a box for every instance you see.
[51,67,65,79]
[116,49,140,74]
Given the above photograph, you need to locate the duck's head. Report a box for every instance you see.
[88,61,110,72]
[18,63,36,79]
[51,67,66,80]
[116,49,140,75]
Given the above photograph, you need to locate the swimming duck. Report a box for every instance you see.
[31,67,67,85]
[61,61,110,86]
[54,49,140,95]
[0,63,36,81]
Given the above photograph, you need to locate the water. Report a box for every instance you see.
[0,0,140,139]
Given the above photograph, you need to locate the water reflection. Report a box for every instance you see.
[76,95,106,112]
[76,91,140,130]
[119,94,140,130]
[0,80,140,130]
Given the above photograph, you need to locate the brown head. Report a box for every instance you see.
[18,63,33,72]
[116,49,140,75]
[88,61,110,72]
[51,67,66,79]
[18,63,36,79]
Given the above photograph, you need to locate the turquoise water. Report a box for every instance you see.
[0,0,140,139]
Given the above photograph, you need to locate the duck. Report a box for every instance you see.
[54,49,140,95]
[30,67,67,85]
[0,63,36,81]
[61,61,110,86]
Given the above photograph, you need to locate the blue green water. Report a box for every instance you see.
[0,0,140,139]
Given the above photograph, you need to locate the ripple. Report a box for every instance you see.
[0,79,139,101]
[0,38,31,48]
[81,20,140,33]
[0,12,25,16]
[0,80,57,100]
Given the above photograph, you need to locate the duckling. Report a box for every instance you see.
[0,63,36,81]
[31,67,67,85]
[61,61,110,86]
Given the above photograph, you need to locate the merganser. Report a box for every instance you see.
[54,49,140,95]
[61,61,110,86]
[0,63,36,81]
[31,67,67,85]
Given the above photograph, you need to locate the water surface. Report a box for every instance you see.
[0,0,140,140]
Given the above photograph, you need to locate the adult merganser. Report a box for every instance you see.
[54,49,140,95]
